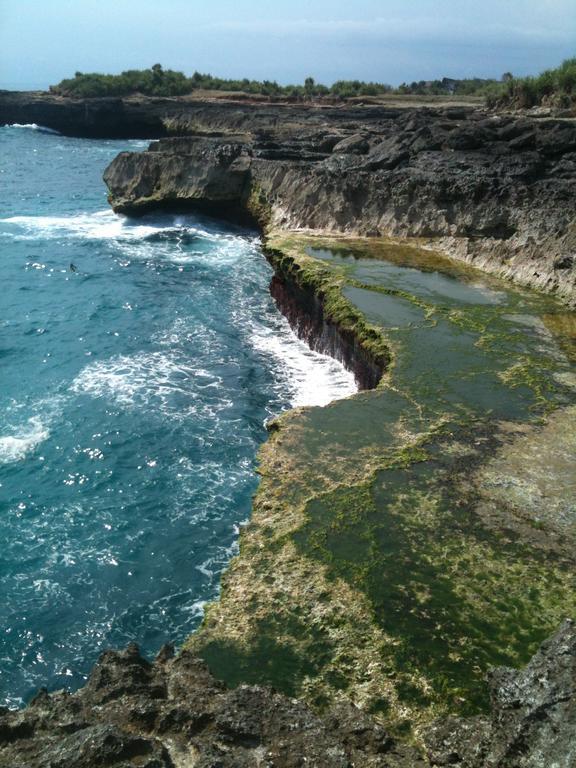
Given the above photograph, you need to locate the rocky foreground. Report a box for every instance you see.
[1,620,573,768]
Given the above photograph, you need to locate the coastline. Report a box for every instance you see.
[1,96,575,766]
[2,226,574,763]
[184,231,575,740]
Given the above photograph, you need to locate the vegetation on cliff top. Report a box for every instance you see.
[50,65,393,99]
[490,56,576,109]
[49,56,576,111]
[50,64,500,101]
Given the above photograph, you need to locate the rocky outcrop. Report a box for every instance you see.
[0,90,404,139]
[0,643,425,768]
[2,623,573,767]
[425,619,576,768]
[105,138,253,218]
[0,91,173,138]
[4,91,574,302]
[102,108,576,305]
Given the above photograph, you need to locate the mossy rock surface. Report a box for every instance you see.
[187,232,576,735]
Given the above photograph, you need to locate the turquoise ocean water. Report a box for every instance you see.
[0,125,356,706]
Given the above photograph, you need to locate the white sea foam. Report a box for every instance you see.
[71,351,231,418]
[3,203,356,413]
[251,321,358,407]
[4,122,61,134]
[2,210,165,241]
[0,416,49,464]
[0,209,252,262]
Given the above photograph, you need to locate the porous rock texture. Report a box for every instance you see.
[101,106,576,305]
[0,643,425,768]
[425,619,576,768]
[1,622,574,767]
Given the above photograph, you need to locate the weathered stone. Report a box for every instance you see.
[425,620,576,767]
[0,646,423,767]
[100,107,576,305]
[332,133,370,154]
[1,625,572,766]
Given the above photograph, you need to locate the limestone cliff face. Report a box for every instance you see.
[103,107,576,305]
[104,139,252,217]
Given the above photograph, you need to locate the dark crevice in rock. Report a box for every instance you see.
[269,272,384,390]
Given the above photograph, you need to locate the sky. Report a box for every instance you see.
[1,0,575,90]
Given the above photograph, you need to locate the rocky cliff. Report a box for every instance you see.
[103,107,576,305]
[4,91,574,304]
[3,93,575,766]
[1,621,573,767]
[0,90,405,139]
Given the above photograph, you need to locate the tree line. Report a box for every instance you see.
[51,66,395,99]
[50,58,576,108]
[491,57,576,109]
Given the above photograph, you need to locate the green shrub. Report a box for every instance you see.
[495,56,576,108]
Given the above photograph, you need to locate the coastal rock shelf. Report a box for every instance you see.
[99,102,576,305]
[187,232,576,738]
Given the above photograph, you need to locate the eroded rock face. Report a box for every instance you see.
[0,643,425,767]
[0,91,173,138]
[102,107,576,305]
[425,619,576,768]
[104,138,252,217]
[3,92,574,301]
[2,624,574,767]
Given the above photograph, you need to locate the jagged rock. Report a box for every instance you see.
[332,133,370,154]
[3,92,574,303]
[104,138,252,217]
[100,107,576,306]
[0,646,423,767]
[2,625,573,766]
[424,619,576,767]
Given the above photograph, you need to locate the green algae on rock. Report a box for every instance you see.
[188,232,576,736]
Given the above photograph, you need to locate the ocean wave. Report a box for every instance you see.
[0,416,49,464]
[251,322,357,407]
[71,351,231,418]
[1,210,171,241]
[0,209,254,255]
[3,123,61,135]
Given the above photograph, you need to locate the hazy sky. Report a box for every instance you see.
[1,0,575,90]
